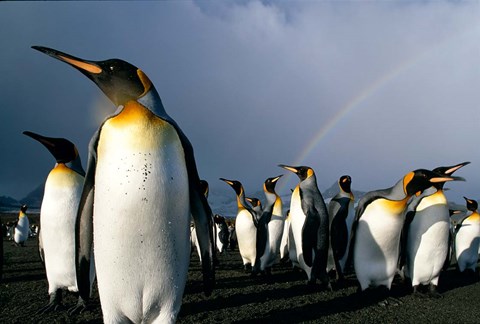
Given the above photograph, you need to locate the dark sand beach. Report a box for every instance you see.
[1,212,480,323]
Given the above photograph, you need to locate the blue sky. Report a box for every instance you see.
[1,1,479,203]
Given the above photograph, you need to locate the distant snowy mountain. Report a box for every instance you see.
[20,184,44,208]
[0,184,44,212]
[0,196,21,211]
[0,181,469,218]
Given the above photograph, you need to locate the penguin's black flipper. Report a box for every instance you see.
[177,129,215,296]
[398,210,415,270]
[189,183,215,295]
[38,229,45,267]
[75,132,100,303]
[442,228,453,271]
[301,201,320,268]
[330,198,349,263]
[255,214,269,260]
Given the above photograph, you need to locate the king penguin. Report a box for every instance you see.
[327,175,355,282]
[23,131,90,312]
[455,197,480,276]
[350,169,460,292]
[402,162,468,296]
[14,204,30,247]
[220,178,259,273]
[259,175,284,274]
[279,165,330,288]
[32,46,215,323]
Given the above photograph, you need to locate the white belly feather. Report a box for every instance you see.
[354,199,405,290]
[94,107,190,323]
[235,209,257,266]
[41,164,84,294]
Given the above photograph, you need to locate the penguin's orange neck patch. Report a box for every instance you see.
[51,163,70,174]
[108,101,161,127]
[467,211,480,222]
[379,197,410,215]
[237,197,246,209]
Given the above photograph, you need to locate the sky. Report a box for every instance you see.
[1,1,479,205]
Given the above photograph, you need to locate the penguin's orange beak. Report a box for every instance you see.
[32,46,102,74]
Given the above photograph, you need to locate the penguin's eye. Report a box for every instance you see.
[109,65,114,71]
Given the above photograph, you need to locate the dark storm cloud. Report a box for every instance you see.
[1,1,479,204]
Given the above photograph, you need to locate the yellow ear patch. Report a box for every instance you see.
[59,55,102,74]
[403,171,415,194]
[307,168,314,178]
[137,69,152,97]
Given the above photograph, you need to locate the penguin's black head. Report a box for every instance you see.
[432,161,470,189]
[464,197,478,211]
[199,180,209,198]
[220,178,244,196]
[403,169,462,196]
[278,165,314,181]
[339,175,352,193]
[264,175,282,194]
[23,131,78,164]
[20,205,28,213]
[32,46,152,107]
[246,197,261,209]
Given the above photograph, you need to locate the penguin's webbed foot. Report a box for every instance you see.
[427,284,442,299]
[412,285,424,297]
[68,296,89,315]
[36,290,63,314]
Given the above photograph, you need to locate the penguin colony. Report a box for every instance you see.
[18,45,479,323]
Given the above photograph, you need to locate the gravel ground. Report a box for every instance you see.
[1,226,480,323]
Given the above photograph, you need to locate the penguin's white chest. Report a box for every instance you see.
[289,187,312,276]
[235,208,257,265]
[41,164,84,293]
[289,188,306,252]
[455,214,480,272]
[406,194,449,286]
[14,215,29,243]
[93,104,190,322]
[354,198,406,290]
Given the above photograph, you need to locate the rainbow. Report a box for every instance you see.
[277,29,469,192]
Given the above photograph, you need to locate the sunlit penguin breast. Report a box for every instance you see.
[41,163,84,293]
[235,208,257,265]
[93,101,190,320]
[289,186,311,277]
[455,212,480,272]
[406,191,449,286]
[14,213,29,244]
[354,198,407,290]
[261,197,284,266]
